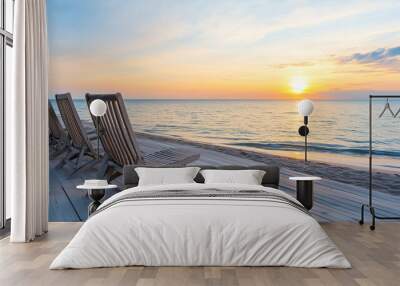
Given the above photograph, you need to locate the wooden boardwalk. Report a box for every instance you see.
[50,134,400,223]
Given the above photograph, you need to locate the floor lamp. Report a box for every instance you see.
[297,99,314,162]
[84,99,108,213]
[89,99,107,160]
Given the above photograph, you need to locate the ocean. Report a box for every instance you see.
[51,99,400,170]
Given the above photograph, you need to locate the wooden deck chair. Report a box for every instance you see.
[49,100,69,158]
[85,93,200,180]
[55,93,98,172]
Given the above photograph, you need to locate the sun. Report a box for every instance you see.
[290,76,309,94]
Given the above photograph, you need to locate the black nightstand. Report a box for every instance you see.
[289,177,321,210]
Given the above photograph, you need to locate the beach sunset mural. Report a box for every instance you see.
[42,0,400,251]
[47,0,400,172]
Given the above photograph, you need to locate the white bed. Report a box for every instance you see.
[50,183,350,269]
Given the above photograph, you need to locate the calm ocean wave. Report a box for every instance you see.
[50,99,400,159]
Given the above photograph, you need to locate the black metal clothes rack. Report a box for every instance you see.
[359,95,400,230]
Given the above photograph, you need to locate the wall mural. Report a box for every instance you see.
[47,0,400,222]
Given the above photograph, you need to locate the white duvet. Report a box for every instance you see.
[50,183,350,269]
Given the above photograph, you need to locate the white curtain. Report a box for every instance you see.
[8,0,49,242]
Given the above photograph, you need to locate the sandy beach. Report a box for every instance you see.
[137,132,400,196]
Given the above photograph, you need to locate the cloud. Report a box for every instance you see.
[272,61,316,69]
[342,46,400,64]
[386,46,400,57]
[338,46,400,72]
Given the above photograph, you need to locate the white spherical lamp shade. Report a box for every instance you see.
[90,99,107,117]
[298,99,314,116]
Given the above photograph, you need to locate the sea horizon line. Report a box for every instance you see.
[49,97,373,102]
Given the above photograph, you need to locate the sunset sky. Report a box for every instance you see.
[47,0,400,100]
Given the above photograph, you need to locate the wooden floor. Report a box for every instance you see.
[50,133,400,224]
[1,222,399,286]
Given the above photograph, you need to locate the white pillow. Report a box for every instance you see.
[135,167,200,186]
[200,169,266,185]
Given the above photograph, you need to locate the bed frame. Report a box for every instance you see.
[123,165,280,189]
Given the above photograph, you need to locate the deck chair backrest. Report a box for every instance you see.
[56,93,95,153]
[85,93,144,166]
[48,100,64,140]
